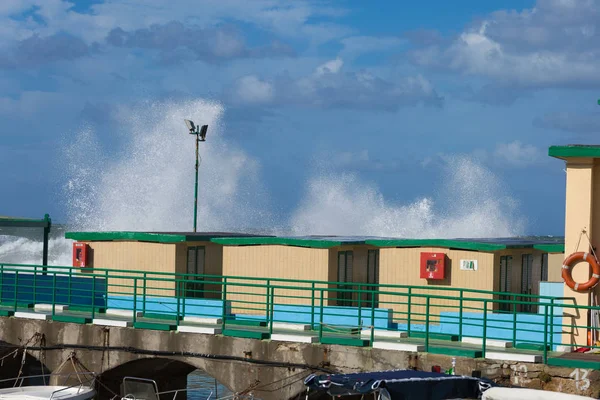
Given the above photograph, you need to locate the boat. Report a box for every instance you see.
[303,369,496,400]
[117,376,256,400]
[0,385,95,400]
[0,372,95,400]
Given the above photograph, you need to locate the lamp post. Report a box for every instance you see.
[184,119,208,232]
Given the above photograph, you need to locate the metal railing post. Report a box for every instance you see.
[425,296,430,352]
[358,284,362,328]
[370,286,376,345]
[549,299,555,352]
[14,271,18,312]
[266,279,271,326]
[33,268,37,305]
[482,300,488,359]
[459,289,464,340]
[133,278,138,325]
[543,304,549,364]
[221,277,227,333]
[311,282,315,329]
[92,275,96,320]
[512,294,517,347]
[0,264,3,304]
[269,287,275,336]
[68,269,72,306]
[319,289,325,342]
[52,273,56,318]
[407,288,412,336]
[176,278,181,325]
[142,272,147,316]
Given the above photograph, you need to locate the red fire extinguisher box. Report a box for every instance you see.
[72,242,90,268]
[420,252,446,280]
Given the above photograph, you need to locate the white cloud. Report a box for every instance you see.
[0,0,349,45]
[410,0,600,88]
[494,141,543,167]
[235,75,274,104]
[315,57,343,75]
[229,58,443,110]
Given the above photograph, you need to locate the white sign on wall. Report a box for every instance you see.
[460,260,478,271]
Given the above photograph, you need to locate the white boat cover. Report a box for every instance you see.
[0,385,95,400]
[483,387,596,400]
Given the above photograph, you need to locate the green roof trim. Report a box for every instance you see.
[549,145,600,159]
[533,243,564,253]
[365,239,506,252]
[211,237,361,248]
[0,214,51,228]
[65,231,188,243]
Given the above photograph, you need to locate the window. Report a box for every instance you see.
[499,256,512,312]
[521,254,533,312]
[186,246,205,298]
[541,253,548,282]
[337,251,353,306]
[365,250,380,307]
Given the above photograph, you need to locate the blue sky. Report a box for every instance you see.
[1,0,599,236]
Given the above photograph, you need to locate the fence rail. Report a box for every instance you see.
[0,263,593,364]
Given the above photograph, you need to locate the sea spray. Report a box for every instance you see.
[290,156,525,237]
[1,99,526,265]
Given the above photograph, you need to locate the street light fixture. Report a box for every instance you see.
[184,119,209,232]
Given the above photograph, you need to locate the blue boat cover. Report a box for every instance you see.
[304,369,496,400]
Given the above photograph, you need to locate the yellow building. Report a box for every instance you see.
[64,231,261,298]
[549,145,600,346]
[213,236,564,313]
[65,232,564,308]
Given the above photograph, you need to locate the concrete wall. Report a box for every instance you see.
[2,317,599,400]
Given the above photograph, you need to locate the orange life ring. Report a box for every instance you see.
[562,252,600,292]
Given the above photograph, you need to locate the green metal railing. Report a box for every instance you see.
[0,263,596,365]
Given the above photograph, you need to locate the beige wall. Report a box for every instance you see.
[85,241,177,296]
[222,245,330,313]
[548,253,565,282]
[85,240,223,298]
[377,247,495,320]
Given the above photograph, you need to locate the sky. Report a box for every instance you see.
[1,0,599,236]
